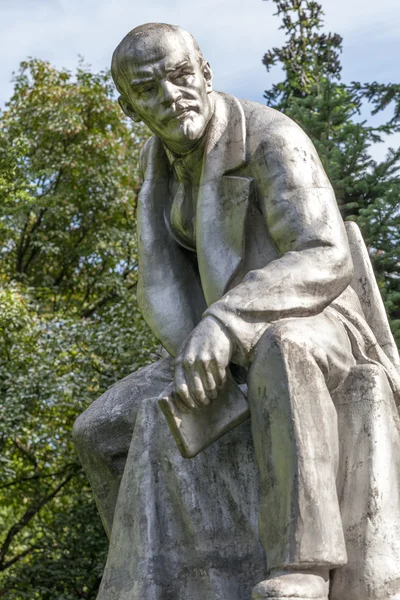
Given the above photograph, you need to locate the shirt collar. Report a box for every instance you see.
[162,127,208,184]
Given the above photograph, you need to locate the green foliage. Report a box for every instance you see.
[0,59,156,598]
[0,58,146,316]
[263,0,342,102]
[263,0,400,344]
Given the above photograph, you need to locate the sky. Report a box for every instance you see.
[0,0,399,158]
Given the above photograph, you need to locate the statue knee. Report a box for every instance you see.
[249,319,317,395]
[72,381,138,470]
[72,404,99,457]
[72,360,171,474]
[73,404,125,484]
[255,319,306,364]
[72,395,118,459]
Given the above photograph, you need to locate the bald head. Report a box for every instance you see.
[110,23,214,154]
[111,23,204,96]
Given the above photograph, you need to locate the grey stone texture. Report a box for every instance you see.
[72,23,400,600]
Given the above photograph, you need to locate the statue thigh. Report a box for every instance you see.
[247,311,356,570]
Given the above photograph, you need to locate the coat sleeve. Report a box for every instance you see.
[205,119,354,365]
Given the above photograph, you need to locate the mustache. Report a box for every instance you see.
[163,104,199,121]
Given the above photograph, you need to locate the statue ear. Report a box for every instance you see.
[202,61,213,93]
[118,95,142,122]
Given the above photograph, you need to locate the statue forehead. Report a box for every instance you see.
[115,28,198,76]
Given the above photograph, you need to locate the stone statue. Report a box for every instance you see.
[72,23,400,600]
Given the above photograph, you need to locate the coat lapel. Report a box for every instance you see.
[196,93,251,305]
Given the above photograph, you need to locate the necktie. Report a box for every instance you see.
[170,178,196,250]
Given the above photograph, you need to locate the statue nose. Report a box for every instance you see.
[161,80,182,106]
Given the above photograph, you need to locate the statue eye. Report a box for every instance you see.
[138,84,156,96]
[172,72,192,85]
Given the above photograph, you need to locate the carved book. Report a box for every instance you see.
[158,371,250,458]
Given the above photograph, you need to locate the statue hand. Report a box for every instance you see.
[175,316,233,409]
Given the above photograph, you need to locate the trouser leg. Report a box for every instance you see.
[72,356,174,537]
[248,312,355,571]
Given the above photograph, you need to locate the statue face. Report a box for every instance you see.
[116,32,214,153]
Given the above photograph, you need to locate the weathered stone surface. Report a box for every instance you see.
[72,22,400,600]
[74,357,265,599]
[331,364,400,600]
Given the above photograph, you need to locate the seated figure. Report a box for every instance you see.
[72,23,400,600]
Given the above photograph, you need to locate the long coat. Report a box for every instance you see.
[137,91,400,386]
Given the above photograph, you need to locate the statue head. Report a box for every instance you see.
[112,23,214,154]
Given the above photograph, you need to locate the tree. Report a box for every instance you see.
[0,59,156,599]
[262,0,400,343]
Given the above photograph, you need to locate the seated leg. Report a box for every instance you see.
[72,356,174,537]
[248,312,355,579]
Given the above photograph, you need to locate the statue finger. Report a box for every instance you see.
[184,365,210,407]
[196,362,218,401]
[175,364,196,409]
[209,360,227,389]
